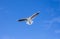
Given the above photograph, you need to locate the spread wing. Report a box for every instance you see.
[18,18,27,22]
[30,12,39,19]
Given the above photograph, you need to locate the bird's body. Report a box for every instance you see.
[26,17,33,25]
[18,11,40,25]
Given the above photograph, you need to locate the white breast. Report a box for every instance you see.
[26,20,33,25]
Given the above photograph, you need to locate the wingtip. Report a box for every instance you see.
[16,19,21,22]
[37,11,40,13]
[36,11,40,14]
[16,20,19,22]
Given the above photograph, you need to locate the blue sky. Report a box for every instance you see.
[0,0,60,39]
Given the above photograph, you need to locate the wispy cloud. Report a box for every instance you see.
[2,35,9,39]
[52,17,60,22]
[41,16,60,30]
[0,7,8,13]
[0,8,4,10]
[52,0,60,2]
[55,30,60,33]
[2,35,15,39]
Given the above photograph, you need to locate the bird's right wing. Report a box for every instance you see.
[18,18,27,22]
[30,11,40,19]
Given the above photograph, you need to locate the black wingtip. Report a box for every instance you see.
[35,11,40,14]
[37,13,39,14]
[36,11,40,15]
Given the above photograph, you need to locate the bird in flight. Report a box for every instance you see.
[18,11,40,25]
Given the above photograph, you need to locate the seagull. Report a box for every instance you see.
[18,11,40,25]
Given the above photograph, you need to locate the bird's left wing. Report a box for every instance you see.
[18,18,27,22]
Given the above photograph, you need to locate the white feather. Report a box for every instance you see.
[26,21,33,25]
